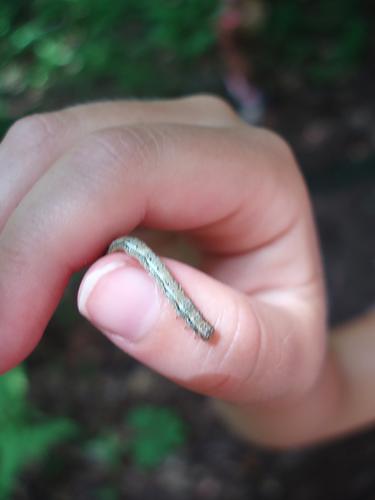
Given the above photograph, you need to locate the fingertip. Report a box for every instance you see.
[78,254,160,343]
[78,257,126,316]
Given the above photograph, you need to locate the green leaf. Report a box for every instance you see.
[0,420,76,499]
[0,366,28,424]
[0,366,77,498]
[10,23,44,51]
[34,38,75,67]
[126,405,187,468]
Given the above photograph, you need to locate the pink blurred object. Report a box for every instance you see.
[217,0,265,123]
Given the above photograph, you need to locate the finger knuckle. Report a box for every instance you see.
[258,128,296,166]
[189,94,239,121]
[71,131,125,169]
[116,126,163,169]
[69,125,161,180]
[0,226,32,276]
[3,112,67,150]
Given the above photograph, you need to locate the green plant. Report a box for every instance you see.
[86,404,188,471]
[0,366,76,499]
[86,405,188,470]
[125,405,187,468]
[0,0,220,120]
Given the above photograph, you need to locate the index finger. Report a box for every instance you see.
[0,123,306,371]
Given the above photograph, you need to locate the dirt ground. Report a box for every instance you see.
[15,54,375,499]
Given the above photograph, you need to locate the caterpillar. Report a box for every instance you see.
[107,236,214,341]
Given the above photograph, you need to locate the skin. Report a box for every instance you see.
[1,95,374,448]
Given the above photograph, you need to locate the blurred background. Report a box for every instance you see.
[1,0,375,498]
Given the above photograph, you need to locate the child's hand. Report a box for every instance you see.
[0,96,327,445]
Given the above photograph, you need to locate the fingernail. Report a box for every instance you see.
[78,257,160,342]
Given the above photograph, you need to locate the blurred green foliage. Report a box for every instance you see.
[86,405,187,470]
[0,366,76,499]
[0,0,219,117]
[0,369,187,497]
[125,405,187,468]
[0,0,371,129]
[260,0,369,82]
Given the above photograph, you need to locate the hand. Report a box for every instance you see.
[0,96,327,446]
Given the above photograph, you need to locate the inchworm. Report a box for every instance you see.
[107,236,214,341]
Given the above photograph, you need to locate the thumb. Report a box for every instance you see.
[77,241,310,404]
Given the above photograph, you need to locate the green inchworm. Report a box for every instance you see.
[107,236,214,341]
